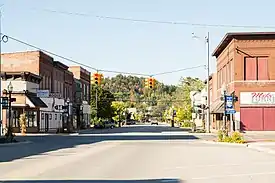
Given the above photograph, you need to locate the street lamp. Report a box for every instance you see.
[221,84,227,130]
[192,32,210,133]
[7,82,13,140]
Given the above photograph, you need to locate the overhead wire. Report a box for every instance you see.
[3,33,205,78]
[3,34,98,71]
[151,65,206,76]
[34,8,275,29]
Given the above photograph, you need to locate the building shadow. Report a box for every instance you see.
[81,125,191,134]
[0,180,184,183]
[0,125,199,162]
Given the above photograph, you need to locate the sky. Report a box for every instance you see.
[1,0,275,85]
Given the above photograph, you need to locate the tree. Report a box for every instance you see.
[112,101,127,123]
[91,85,115,119]
[173,77,205,121]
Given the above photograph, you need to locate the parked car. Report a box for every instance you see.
[104,121,116,129]
[94,120,115,129]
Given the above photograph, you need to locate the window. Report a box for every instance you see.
[258,57,269,80]
[26,111,37,127]
[55,114,57,120]
[49,114,52,120]
[12,110,20,127]
[230,59,233,82]
[41,113,44,120]
[227,62,230,83]
[60,114,62,120]
[244,57,269,80]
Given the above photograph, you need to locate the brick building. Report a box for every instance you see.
[1,51,75,132]
[68,66,91,129]
[1,72,47,133]
[212,32,275,131]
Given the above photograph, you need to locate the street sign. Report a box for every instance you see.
[226,109,236,114]
[37,90,50,98]
[225,96,233,109]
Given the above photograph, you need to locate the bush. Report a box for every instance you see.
[217,130,224,142]
[217,130,245,144]
[181,121,192,128]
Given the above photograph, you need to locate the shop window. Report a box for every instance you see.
[12,110,21,127]
[26,111,37,127]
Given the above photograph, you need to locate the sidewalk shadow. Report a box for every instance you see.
[0,126,199,162]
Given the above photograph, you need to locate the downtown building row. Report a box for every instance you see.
[0,51,91,133]
[208,32,275,131]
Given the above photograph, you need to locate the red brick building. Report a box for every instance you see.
[68,66,91,129]
[1,51,75,132]
[212,32,275,131]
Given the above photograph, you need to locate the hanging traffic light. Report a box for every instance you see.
[144,78,149,88]
[148,77,155,89]
[92,73,103,86]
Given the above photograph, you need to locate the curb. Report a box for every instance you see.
[201,140,248,147]
[0,140,32,147]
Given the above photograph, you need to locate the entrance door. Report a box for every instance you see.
[45,114,49,132]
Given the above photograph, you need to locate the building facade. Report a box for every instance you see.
[1,72,47,133]
[68,66,91,129]
[1,51,75,133]
[212,32,275,131]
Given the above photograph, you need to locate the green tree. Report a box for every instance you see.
[91,85,115,119]
[173,77,205,121]
[112,101,127,123]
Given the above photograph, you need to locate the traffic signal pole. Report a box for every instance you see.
[95,86,98,118]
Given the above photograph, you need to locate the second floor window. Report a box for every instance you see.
[244,57,269,80]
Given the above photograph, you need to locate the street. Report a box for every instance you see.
[1,124,275,183]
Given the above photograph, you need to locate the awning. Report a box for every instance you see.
[211,100,224,114]
[26,95,48,108]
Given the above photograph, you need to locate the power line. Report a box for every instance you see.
[35,8,275,29]
[98,69,150,77]
[3,33,205,78]
[3,33,150,76]
[151,65,205,76]
[4,33,98,71]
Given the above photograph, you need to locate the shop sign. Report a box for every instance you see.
[240,92,275,105]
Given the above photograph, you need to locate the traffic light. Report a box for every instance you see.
[148,77,156,89]
[92,73,103,86]
[144,78,149,88]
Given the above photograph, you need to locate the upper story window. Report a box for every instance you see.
[244,57,269,80]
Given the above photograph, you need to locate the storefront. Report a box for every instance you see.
[240,92,275,131]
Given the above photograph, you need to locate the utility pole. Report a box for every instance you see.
[95,86,98,118]
[206,32,211,133]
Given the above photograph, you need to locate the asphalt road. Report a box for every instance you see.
[1,124,275,183]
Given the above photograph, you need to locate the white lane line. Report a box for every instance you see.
[192,171,275,180]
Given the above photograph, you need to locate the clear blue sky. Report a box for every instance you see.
[1,0,275,85]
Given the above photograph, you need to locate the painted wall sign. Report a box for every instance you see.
[240,92,275,105]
